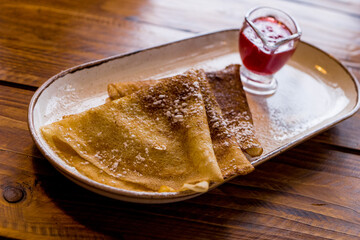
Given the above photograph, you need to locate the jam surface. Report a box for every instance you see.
[239,16,295,75]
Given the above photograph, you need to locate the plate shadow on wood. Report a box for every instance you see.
[26,139,349,239]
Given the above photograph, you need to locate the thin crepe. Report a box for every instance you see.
[109,65,262,157]
[108,69,254,178]
[41,70,224,192]
[206,64,263,157]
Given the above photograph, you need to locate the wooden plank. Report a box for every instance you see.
[0,84,359,238]
[0,0,358,88]
[0,1,359,238]
[105,0,360,67]
[1,84,359,238]
[0,85,42,158]
[0,150,124,240]
[286,0,360,16]
[314,113,360,150]
[0,142,359,239]
[0,0,192,87]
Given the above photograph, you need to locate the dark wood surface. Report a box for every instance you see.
[0,0,359,239]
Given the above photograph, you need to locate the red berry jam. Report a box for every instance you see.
[239,16,296,75]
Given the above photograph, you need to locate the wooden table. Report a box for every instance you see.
[1,0,359,239]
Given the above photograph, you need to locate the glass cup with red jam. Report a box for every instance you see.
[239,7,301,95]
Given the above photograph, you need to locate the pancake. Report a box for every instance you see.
[108,79,158,100]
[41,70,224,192]
[110,65,262,157]
[108,70,254,178]
[198,75,254,177]
[206,64,263,157]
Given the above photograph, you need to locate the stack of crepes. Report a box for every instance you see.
[41,64,262,193]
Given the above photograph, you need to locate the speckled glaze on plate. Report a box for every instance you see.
[28,29,360,203]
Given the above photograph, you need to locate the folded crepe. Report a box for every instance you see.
[109,64,263,157]
[41,70,224,192]
[108,69,254,178]
[206,64,263,157]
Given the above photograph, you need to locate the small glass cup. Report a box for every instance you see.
[239,7,302,95]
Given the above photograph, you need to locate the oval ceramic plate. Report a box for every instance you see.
[28,29,360,203]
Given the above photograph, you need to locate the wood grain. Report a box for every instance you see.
[0,0,359,87]
[0,0,192,87]
[0,85,42,158]
[1,143,359,239]
[1,82,360,239]
[0,0,359,239]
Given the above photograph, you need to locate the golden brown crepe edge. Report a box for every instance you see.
[108,69,254,178]
[206,64,263,157]
[41,70,224,193]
